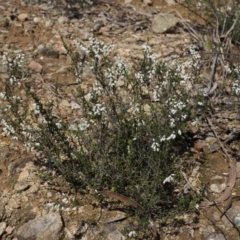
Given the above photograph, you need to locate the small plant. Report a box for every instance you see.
[175,0,240,51]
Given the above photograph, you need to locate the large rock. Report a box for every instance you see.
[16,212,63,240]
[152,13,180,33]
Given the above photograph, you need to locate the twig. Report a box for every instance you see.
[222,11,240,40]
[180,170,195,191]
[206,116,230,158]
[206,54,218,95]
[205,116,237,206]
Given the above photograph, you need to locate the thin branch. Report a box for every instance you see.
[206,54,218,95]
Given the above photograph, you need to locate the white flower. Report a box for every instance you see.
[234,66,240,74]
[232,80,240,95]
[92,103,106,116]
[135,72,144,83]
[79,120,89,131]
[128,231,137,238]
[170,118,175,128]
[114,58,127,76]
[163,174,175,184]
[224,63,231,74]
[11,136,18,141]
[42,116,48,124]
[181,114,187,120]
[167,133,176,141]
[32,103,40,114]
[56,121,62,129]
[76,77,81,83]
[152,89,160,102]
[0,92,7,100]
[9,76,17,85]
[1,119,15,136]
[159,135,166,142]
[170,109,177,115]
[191,120,197,125]
[151,139,160,152]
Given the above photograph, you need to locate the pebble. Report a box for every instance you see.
[41,48,59,58]
[47,191,53,198]
[210,183,226,193]
[0,222,6,237]
[33,17,39,23]
[58,16,69,24]
[14,181,31,192]
[28,61,43,73]
[234,213,240,226]
[209,143,220,153]
[207,233,226,240]
[5,226,14,235]
[7,198,20,209]
[18,13,28,21]
[116,78,125,87]
[18,169,29,181]
[45,19,54,27]
[152,13,180,34]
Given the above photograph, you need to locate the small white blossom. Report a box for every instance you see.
[224,63,232,74]
[56,121,62,129]
[234,66,240,74]
[79,120,89,131]
[128,231,137,238]
[1,119,15,136]
[181,114,187,120]
[135,72,144,83]
[170,118,175,128]
[163,174,175,184]
[92,103,106,116]
[0,92,7,100]
[232,80,240,96]
[32,103,40,115]
[151,139,160,152]
[160,135,166,142]
[166,133,176,141]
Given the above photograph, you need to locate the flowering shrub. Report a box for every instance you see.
[0,38,206,236]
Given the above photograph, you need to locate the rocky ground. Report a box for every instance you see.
[1,0,240,239]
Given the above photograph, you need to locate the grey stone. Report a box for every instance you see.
[209,143,220,153]
[152,13,180,33]
[8,162,16,176]
[58,16,69,24]
[8,198,20,209]
[0,222,6,237]
[207,233,226,240]
[28,61,43,73]
[45,20,54,28]
[210,183,226,193]
[14,181,30,192]
[107,230,126,240]
[41,48,59,58]
[38,4,53,11]
[16,212,63,240]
